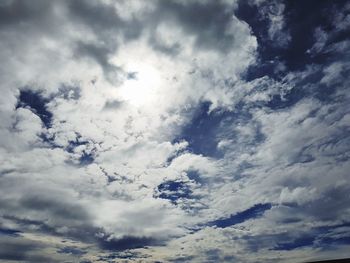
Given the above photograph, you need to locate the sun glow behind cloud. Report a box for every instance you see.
[119,62,161,107]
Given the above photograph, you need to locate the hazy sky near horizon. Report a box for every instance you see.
[1,0,350,262]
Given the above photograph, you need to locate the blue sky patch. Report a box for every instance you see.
[16,89,53,128]
[209,203,272,228]
[155,180,192,204]
[98,236,155,251]
[174,101,224,158]
[0,228,21,237]
[57,246,86,256]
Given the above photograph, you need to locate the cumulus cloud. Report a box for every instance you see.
[0,0,350,262]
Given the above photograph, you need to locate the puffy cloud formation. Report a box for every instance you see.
[0,0,350,262]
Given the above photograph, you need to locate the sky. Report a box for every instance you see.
[0,0,350,262]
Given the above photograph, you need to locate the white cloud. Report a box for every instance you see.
[0,0,349,262]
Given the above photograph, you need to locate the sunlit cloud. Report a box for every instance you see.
[0,0,350,262]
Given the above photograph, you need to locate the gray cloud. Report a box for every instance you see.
[154,0,238,52]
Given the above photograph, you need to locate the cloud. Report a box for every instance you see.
[246,0,291,47]
[0,0,350,262]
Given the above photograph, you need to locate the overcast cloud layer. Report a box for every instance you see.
[1,0,350,262]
